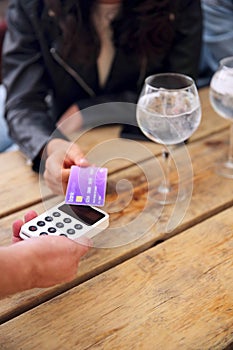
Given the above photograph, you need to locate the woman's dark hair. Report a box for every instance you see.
[44,0,175,64]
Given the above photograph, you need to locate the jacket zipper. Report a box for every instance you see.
[50,47,96,98]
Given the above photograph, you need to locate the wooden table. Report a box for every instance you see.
[0,88,233,349]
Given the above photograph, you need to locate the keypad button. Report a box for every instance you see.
[53,212,61,217]
[64,217,72,223]
[48,227,57,233]
[60,233,67,237]
[74,224,83,230]
[40,232,48,236]
[56,222,64,228]
[45,216,53,222]
[67,228,75,235]
[37,221,45,227]
[29,226,37,231]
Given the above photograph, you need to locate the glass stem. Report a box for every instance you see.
[159,148,171,194]
[228,123,233,164]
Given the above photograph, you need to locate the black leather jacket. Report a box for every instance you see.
[2,0,202,171]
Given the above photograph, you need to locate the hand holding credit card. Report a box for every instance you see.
[65,166,108,207]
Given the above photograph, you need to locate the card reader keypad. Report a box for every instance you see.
[20,202,109,241]
[27,210,84,238]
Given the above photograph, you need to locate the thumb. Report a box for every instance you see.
[12,219,24,243]
[75,157,89,167]
[66,143,89,166]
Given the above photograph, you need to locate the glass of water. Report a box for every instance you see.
[136,73,201,204]
[209,56,233,178]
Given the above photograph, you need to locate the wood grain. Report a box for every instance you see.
[1,207,233,350]
[1,86,233,349]
[1,128,233,323]
[0,88,230,218]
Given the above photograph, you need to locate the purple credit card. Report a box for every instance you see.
[65,166,108,207]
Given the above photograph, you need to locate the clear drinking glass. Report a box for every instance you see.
[209,56,233,178]
[136,73,201,204]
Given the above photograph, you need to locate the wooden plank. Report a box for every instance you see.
[0,151,51,218]
[1,128,233,323]
[76,87,230,154]
[0,88,230,218]
[1,207,233,350]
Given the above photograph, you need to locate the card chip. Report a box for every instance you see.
[76,196,83,203]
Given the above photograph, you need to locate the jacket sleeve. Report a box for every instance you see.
[2,0,66,171]
[166,0,203,82]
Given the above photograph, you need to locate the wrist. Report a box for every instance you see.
[0,243,35,298]
[11,242,36,291]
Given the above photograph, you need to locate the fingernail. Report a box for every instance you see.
[77,158,89,165]
[79,158,87,163]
